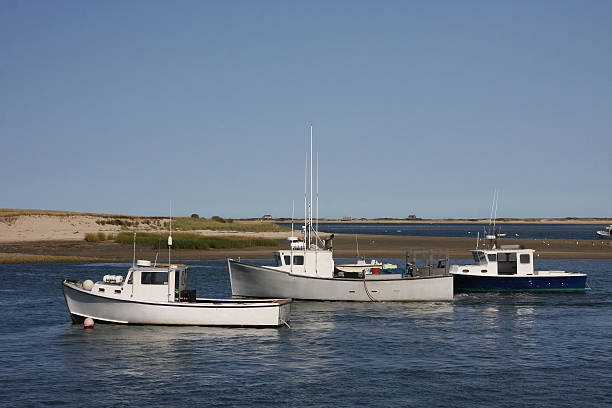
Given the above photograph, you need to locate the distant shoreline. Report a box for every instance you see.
[1,233,611,263]
[2,209,611,225]
[275,219,612,225]
[1,211,610,263]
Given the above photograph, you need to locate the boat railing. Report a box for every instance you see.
[179,289,196,302]
[405,249,451,277]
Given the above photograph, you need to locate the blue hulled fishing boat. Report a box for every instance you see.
[451,190,588,292]
[450,241,587,292]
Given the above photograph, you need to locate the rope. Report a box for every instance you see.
[363,274,380,302]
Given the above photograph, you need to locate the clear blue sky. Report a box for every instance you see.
[1,1,611,219]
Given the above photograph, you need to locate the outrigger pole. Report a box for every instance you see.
[309,123,313,247]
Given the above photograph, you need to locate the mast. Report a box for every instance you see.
[168,201,173,301]
[304,151,307,244]
[132,231,136,267]
[493,190,499,231]
[316,151,319,246]
[309,124,313,247]
[291,200,294,273]
[488,189,496,230]
[168,201,173,267]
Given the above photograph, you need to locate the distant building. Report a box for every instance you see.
[341,216,352,221]
[408,215,417,219]
[261,214,273,220]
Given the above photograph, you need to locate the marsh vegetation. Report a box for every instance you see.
[114,232,278,250]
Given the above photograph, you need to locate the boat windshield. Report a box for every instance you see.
[472,251,486,263]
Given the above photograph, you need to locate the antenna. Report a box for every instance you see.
[154,237,161,267]
[488,189,496,229]
[132,231,136,267]
[493,190,499,230]
[291,199,294,237]
[304,151,307,243]
[168,201,173,267]
[316,151,319,246]
[309,123,313,247]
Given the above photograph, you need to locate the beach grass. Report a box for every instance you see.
[114,232,279,250]
[84,232,109,242]
[171,217,288,232]
[0,209,288,232]
[0,208,144,218]
[96,218,140,227]
[0,252,108,264]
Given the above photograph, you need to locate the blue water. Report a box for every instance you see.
[279,222,607,240]
[1,259,611,407]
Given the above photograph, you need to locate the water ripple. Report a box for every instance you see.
[0,259,610,407]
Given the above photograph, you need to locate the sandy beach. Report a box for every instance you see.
[2,213,611,244]
[1,213,611,263]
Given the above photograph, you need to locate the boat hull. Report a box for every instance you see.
[62,281,291,327]
[228,260,453,301]
[452,273,587,292]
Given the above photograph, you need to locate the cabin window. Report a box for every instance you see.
[293,255,304,265]
[497,252,516,262]
[520,254,531,264]
[127,272,133,284]
[487,254,497,262]
[141,271,168,285]
[497,252,517,275]
[275,254,282,266]
[284,255,291,265]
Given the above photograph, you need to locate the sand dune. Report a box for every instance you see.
[1,214,610,263]
[0,215,125,242]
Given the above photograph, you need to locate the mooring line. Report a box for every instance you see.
[363,275,380,302]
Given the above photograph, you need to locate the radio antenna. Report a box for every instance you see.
[132,231,136,267]
[168,201,173,267]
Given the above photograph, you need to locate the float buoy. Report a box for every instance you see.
[83,280,94,291]
[83,317,94,328]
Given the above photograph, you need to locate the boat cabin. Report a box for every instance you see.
[90,260,191,302]
[272,246,335,279]
[452,245,537,276]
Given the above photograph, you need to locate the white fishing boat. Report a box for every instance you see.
[335,258,383,274]
[62,230,291,327]
[596,225,612,239]
[335,236,384,274]
[227,125,453,302]
[63,261,291,327]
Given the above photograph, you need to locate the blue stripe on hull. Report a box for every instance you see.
[453,274,587,292]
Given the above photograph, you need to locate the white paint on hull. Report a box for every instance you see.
[62,281,291,327]
[228,260,453,301]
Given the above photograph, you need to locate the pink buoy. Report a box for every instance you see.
[83,317,94,328]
